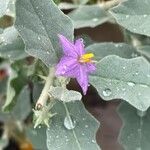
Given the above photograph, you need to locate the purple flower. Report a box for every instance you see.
[55,35,96,95]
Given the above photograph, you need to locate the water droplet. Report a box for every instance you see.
[38,36,41,40]
[92,18,98,22]
[115,44,119,47]
[136,147,141,150]
[66,138,69,142]
[131,53,138,58]
[147,74,150,78]
[102,88,112,97]
[82,133,85,136]
[143,14,147,18]
[82,118,86,121]
[133,28,136,31]
[91,140,96,143]
[64,115,76,130]
[123,66,126,69]
[85,125,89,128]
[126,15,129,18]
[127,82,135,87]
[46,51,50,54]
[135,72,139,75]
[137,110,147,117]
[122,88,126,91]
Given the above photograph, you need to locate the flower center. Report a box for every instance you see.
[79,53,94,63]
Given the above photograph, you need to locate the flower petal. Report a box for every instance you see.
[85,63,96,73]
[75,38,85,56]
[58,34,77,57]
[55,56,78,77]
[76,65,88,95]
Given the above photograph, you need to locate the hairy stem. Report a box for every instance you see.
[35,67,55,109]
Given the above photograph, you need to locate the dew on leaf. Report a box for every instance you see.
[92,18,98,22]
[91,140,96,143]
[136,147,141,150]
[131,52,138,58]
[125,15,129,18]
[46,51,50,54]
[143,14,147,18]
[82,133,85,136]
[102,88,112,97]
[85,125,89,128]
[64,115,76,130]
[137,110,147,117]
[127,82,135,87]
[38,36,41,40]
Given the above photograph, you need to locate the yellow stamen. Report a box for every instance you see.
[79,53,94,63]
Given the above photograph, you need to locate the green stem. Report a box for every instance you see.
[35,67,55,109]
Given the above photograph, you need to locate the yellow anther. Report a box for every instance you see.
[79,53,94,63]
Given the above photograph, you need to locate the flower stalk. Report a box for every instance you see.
[35,67,55,110]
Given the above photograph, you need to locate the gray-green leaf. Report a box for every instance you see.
[15,0,74,66]
[0,26,27,60]
[118,102,150,150]
[69,5,110,29]
[2,67,17,110]
[86,42,139,61]
[0,0,10,18]
[47,101,100,150]
[90,55,150,111]
[49,86,82,102]
[27,126,48,150]
[110,0,150,36]
[58,2,79,10]
[12,86,31,120]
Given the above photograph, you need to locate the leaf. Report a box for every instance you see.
[86,42,139,61]
[5,0,16,17]
[0,26,18,43]
[118,102,150,150]
[0,0,10,18]
[2,62,30,111]
[89,55,150,111]
[12,86,31,120]
[27,126,48,150]
[15,0,74,67]
[2,67,17,110]
[49,86,82,102]
[79,0,89,5]
[137,45,150,61]
[69,5,110,29]
[47,101,100,150]
[58,2,79,10]
[0,26,28,60]
[110,0,150,36]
